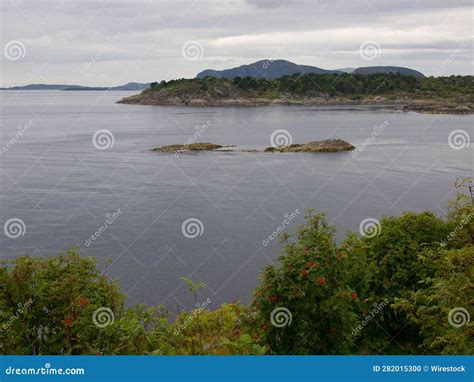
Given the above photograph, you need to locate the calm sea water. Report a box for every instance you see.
[1,91,472,313]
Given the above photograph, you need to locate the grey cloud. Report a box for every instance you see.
[246,0,292,8]
[1,0,472,87]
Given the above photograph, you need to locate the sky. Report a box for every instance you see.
[1,0,473,87]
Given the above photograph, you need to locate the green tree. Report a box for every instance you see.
[393,245,473,354]
[251,211,369,354]
[350,212,449,353]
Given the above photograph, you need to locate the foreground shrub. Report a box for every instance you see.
[0,249,261,355]
[250,211,370,354]
[392,183,473,355]
[156,303,265,355]
[393,245,473,354]
[349,211,449,353]
[444,177,474,248]
[0,248,166,355]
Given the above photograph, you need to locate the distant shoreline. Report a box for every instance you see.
[0,82,150,91]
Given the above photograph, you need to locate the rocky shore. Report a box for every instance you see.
[118,92,472,114]
[401,104,473,114]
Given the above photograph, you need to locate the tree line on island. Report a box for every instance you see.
[126,72,473,112]
[149,73,472,101]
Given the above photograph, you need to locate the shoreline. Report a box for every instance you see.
[117,96,472,114]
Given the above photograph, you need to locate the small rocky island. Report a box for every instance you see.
[152,139,355,154]
[264,139,355,153]
[152,143,225,152]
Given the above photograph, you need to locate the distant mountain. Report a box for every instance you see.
[196,60,425,79]
[109,82,150,91]
[336,67,356,73]
[1,84,71,90]
[63,86,107,91]
[196,59,342,79]
[353,66,424,77]
[1,82,150,91]
[64,82,151,91]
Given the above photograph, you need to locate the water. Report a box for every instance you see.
[1,91,472,313]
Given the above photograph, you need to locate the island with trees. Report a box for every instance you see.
[118,73,473,114]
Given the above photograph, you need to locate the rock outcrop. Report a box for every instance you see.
[264,139,355,153]
[152,143,224,152]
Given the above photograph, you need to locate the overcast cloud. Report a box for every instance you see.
[1,0,472,86]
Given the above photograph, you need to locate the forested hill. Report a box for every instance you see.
[196,59,342,79]
[195,59,425,79]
